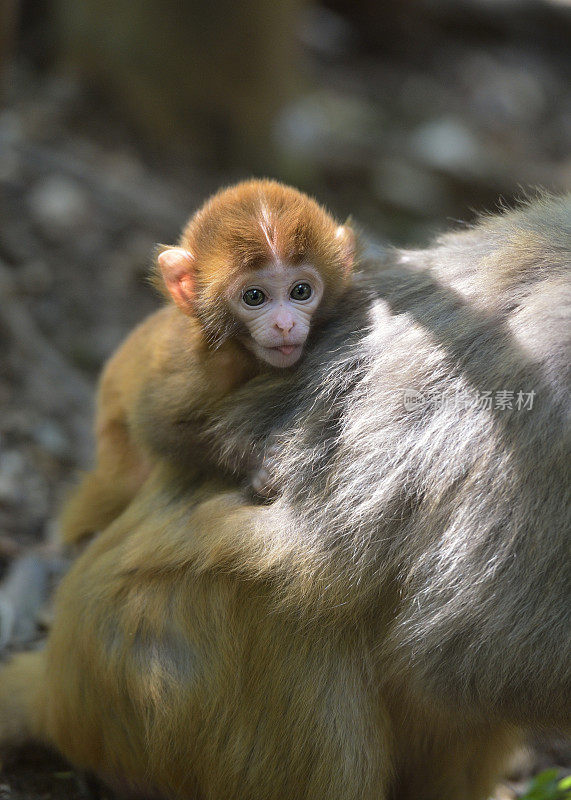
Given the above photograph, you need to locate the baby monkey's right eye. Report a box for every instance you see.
[242,288,266,307]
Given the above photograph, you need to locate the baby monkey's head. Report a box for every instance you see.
[156,179,355,368]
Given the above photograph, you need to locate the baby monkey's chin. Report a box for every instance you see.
[256,343,304,369]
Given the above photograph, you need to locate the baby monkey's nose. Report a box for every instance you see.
[274,310,295,333]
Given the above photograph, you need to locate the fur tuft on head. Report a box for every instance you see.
[152,179,357,344]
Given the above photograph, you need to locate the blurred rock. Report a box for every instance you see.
[409,117,496,180]
[32,422,70,460]
[398,73,450,120]
[19,260,54,295]
[0,108,23,145]
[28,175,91,242]
[275,90,382,167]
[460,53,546,128]
[0,450,26,505]
[299,5,357,59]
[43,74,82,108]
[101,151,146,194]
[0,145,20,184]
[373,157,448,215]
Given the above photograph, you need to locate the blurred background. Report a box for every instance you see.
[0,0,570,796]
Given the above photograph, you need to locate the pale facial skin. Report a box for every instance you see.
[158,249,325,369]
[227,262,325,368]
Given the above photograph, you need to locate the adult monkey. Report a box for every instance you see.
[0,195,569,799]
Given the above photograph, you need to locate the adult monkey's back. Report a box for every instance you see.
[212,193,571,718]
[0,195,568,799]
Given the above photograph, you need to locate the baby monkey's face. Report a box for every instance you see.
[227,261,325,368]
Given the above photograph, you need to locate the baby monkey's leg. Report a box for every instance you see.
[59,417,150,548]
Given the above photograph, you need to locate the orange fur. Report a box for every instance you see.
[59,307,256,546]
[2,195,567,798]
[60,180,354,546]
[173,179,353,310]
[0,467,520,800]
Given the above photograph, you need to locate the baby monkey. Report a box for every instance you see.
[60,179,355,547]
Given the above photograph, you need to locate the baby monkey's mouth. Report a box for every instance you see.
[252,339,305,368]
[259,342,304,367]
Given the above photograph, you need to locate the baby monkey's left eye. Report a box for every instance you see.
[290,283,312,301]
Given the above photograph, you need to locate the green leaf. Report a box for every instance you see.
[521,769,568,800]
[556,775,571,798]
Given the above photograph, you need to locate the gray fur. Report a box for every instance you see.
[208,194,571,725]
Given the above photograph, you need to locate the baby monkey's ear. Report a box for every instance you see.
[335,225,355,276]
[158,248,196,312]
